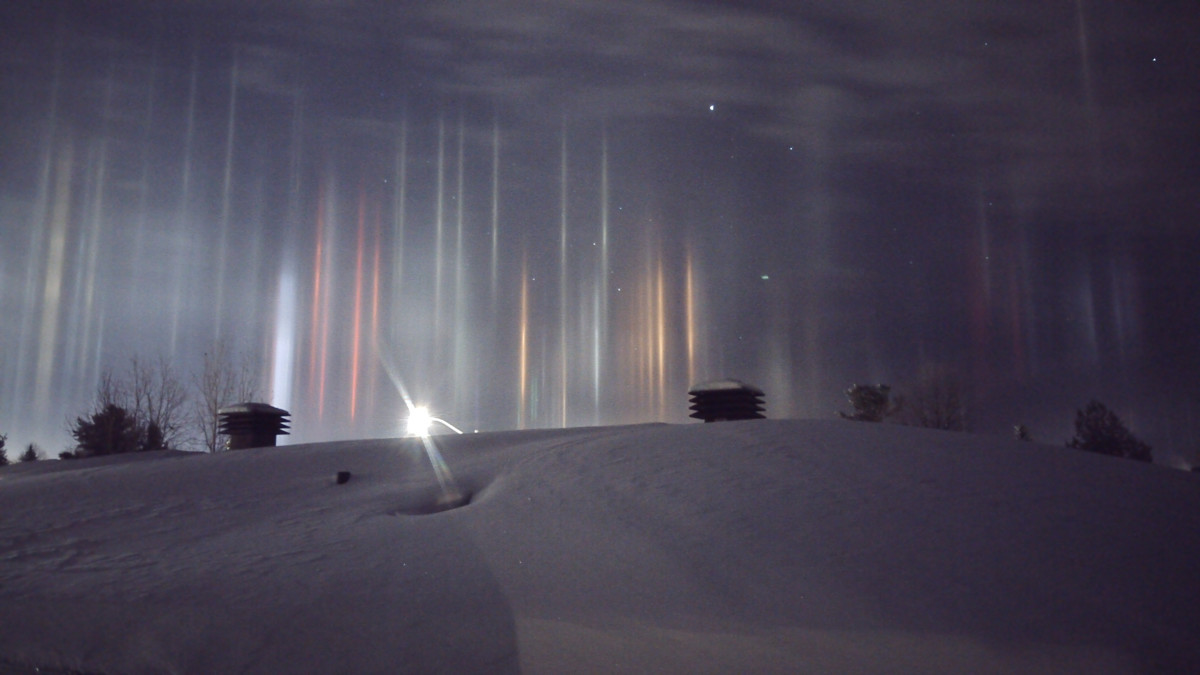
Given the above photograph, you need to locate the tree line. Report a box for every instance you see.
[0,354,1162,465]
[837,367,1155,463]
[2,341,260,462]
[0,433,41,464]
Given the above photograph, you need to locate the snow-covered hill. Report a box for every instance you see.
[2,420,1198,673]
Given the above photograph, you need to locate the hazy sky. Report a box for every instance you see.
[2,1,1197,457]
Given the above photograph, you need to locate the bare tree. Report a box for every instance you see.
[128,355,191,451]
[72,357,192,454]
[193,340,261,453]
[894,364,968,431]
[95,368,125,410]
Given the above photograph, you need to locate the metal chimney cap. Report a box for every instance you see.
[687,379,767,423]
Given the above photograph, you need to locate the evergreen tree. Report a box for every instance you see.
[1067,400,1152,463]
[70,404,143,457]
[19,444,40,462]
[141,421,166,452]
[0,433,8,466]
[838,384,897,423]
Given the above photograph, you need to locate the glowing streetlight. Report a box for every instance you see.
[377,344,468,511]
[405,405,464,438]
[406,405,434,437]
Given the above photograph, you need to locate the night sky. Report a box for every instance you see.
[2,1,1197,458]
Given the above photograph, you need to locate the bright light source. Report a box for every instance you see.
[406,406,433,437]
[404,403,465,437]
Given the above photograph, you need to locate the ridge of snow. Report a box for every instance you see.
[2,420,1198,673]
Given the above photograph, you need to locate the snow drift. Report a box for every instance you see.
[2,420,1198,673]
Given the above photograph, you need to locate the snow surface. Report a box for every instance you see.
[2,420,1199,673]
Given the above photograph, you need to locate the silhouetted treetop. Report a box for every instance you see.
[1067,400,1152,463]
[838,384,897,423]
[71,404,143,457]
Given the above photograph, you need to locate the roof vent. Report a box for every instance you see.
[217,402,291,450]
[688,380,766,423]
